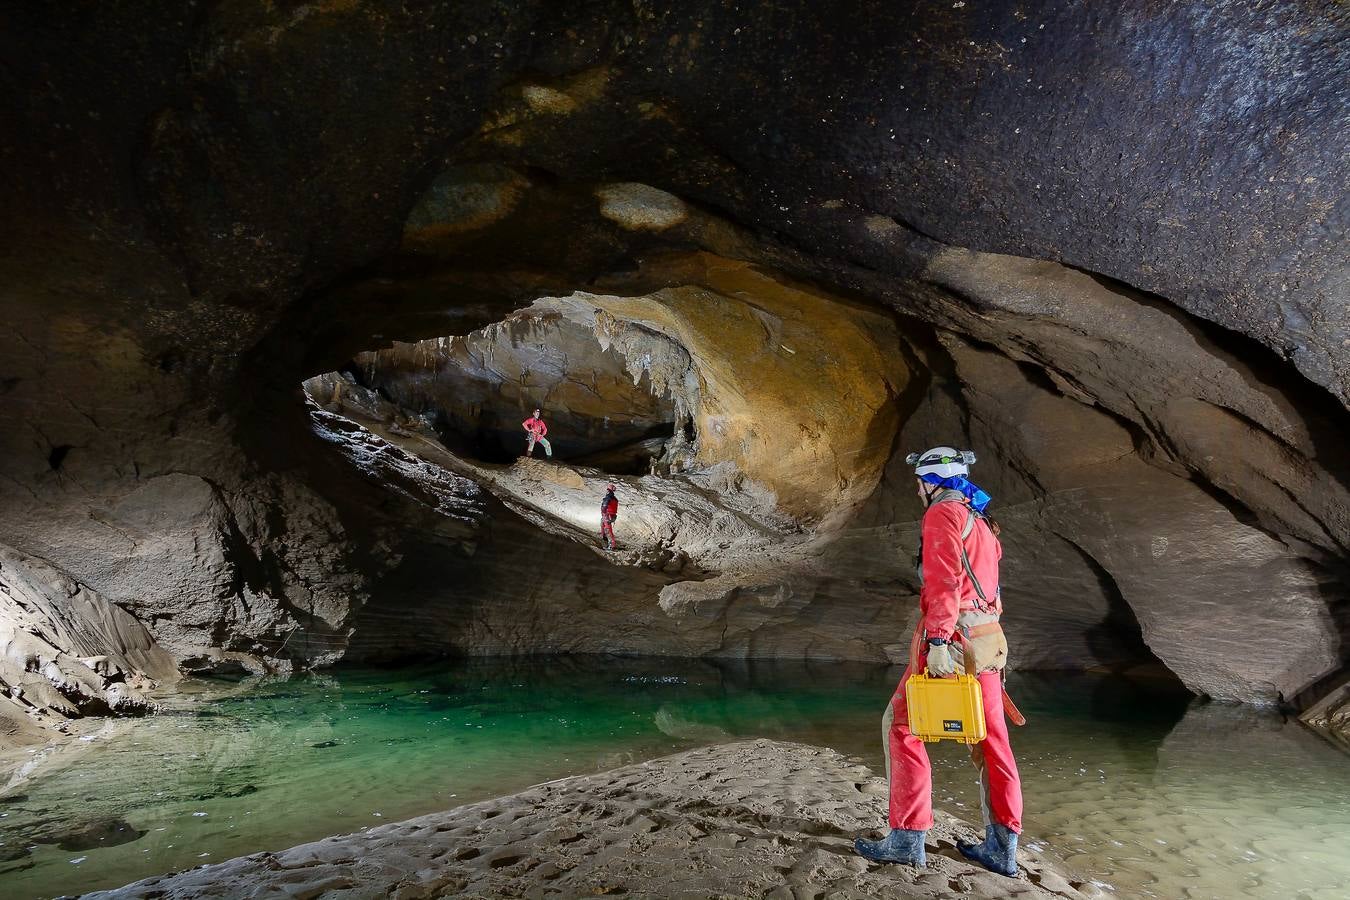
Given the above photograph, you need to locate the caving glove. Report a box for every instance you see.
[926,641,958,677]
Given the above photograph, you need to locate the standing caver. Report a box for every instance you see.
[522,408,552,458]
[855,446,1024,877]
[600,484,619,550]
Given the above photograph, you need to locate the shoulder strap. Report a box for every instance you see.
[918,501,987,601]
[958,508,989,607]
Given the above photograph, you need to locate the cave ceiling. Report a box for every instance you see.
[4,1,1345,397]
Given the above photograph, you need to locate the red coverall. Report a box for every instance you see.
[600,492,618,548]
[523,416,551,456]
[885,496,1023,834]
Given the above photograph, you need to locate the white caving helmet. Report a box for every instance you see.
[905,446,977,479]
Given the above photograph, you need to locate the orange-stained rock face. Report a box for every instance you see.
[565,253,908,521]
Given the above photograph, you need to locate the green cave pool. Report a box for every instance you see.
[1,658,1347,899]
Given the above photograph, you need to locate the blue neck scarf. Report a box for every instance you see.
[920,473,992,514]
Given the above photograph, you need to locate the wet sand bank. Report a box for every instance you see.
[87,739,1097,899]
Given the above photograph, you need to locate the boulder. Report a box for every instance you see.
[0,545,177,734]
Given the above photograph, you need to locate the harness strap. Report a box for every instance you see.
[960,621,1002,639]
[1002,686,1027,726]
[949,626,1027,727]
[960,510,976,540]
[958,508,990,609]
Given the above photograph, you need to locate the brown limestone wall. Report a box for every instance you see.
[555,254,910,522]
[0,0,1345,741]
[874,332,1341,704]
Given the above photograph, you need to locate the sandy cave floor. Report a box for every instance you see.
[87,739,1097,899]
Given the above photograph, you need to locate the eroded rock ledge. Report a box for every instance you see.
[88,739,1096,900]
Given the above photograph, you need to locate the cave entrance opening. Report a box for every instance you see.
[307,302,699,478]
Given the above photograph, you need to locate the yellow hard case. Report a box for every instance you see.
[905,669,987,744]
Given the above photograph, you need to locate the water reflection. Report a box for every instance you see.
[1013,671,1193,774]
[0,658,1345,899]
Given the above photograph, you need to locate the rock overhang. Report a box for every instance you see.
[326,251,910,523]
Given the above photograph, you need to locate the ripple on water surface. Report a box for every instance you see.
[0,658,1347,899]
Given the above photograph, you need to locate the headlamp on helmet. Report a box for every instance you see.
[907,446,977,479]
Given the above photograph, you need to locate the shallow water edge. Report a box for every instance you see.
[1,657,1347,899]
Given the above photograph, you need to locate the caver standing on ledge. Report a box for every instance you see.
[522,408,552,458]
[600,483,619,550]
[855,446,1024,877]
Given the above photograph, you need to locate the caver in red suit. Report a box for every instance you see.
[855,446,1023,877]
[522,409,552,458]
[600,486,619,550]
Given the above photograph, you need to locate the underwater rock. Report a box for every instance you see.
[51,817,147,852]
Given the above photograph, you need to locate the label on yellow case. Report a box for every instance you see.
[906,671,987,744]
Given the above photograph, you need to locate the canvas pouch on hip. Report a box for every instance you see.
[953,611,1007,674]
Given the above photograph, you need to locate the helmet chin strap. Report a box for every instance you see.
[921,481,942,507]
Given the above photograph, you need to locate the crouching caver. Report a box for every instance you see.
[855,445,1024,877]
[600,483,619,550]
